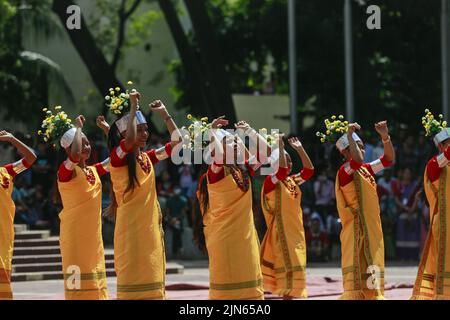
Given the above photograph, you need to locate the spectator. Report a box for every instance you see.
[397,135,419,170]
[306,213,330,262]
[32,142,56,193]
[393,168,421,261]
[165,187,188,258]
[178,164,195,197]
[313,169,335,219]
[157,170,175,210]
[378,168,398,260]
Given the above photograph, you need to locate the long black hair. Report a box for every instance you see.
[104,120,140,219]
[193,165,208,252]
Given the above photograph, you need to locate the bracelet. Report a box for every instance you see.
[382,136,391,144]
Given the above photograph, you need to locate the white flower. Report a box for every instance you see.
[105,96,110,101]
[119,106,123,110]
[120,93,126,98]
[184,135,190,140]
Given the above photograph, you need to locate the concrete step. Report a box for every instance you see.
[12,254,115,265]
[12,254,62,265]
[14,224,29,233]
[15,230,50,240]
[14,237,60,248]
[12,261,115,273]
[13,246,60,256]
[11,263,184,282]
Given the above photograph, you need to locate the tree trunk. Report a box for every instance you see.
[183,0,237,123]
[157,0,213,118]
[51,0,159,133]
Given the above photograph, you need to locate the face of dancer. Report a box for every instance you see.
[136,123,149,148]
[67,133,91,161]
[341,140,365,161]
[438,138,450,153]
[123,123,149,149]
[220,138,241,164]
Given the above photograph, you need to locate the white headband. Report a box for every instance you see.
[434,128,450,146]
[116,110,147,133]
[60,128,77,149]
[336,133,362,152]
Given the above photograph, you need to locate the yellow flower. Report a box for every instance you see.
[115,87,120,92]
[38,130,42,135]
[127,81,133,85]
[42,108,48,112]
[201,117,208,122]
[55,106,62,110]
[331,115,336,120]
[326,130,331,135]
[187,114,193,120]
[320,138,325,143]
[443,121,448,127]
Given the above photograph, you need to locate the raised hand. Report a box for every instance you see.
[234,120,251,132]
[96,115,110,136]
[96,115,109,130]
[129,91,141,108]
[74,115,86,129]
[347,122,361,135]
[0,130,14,142]
[211,116,229,129]
[374,120,389,139]
[149,100,168,117]
[288,136,302,150]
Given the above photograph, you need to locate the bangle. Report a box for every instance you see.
[382,136,391,144]
[164,115,172,122]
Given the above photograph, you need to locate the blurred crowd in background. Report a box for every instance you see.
[0,127,435,262]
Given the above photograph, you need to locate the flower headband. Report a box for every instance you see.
[316,115,361,151]
[105,81,138,117]
[422,108,449,146]
[38,106,75,148]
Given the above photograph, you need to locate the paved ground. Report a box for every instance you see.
[11,261,418,300]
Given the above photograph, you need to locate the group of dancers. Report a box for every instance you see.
[0,86,449,300]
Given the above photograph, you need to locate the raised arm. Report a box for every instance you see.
[70,115,85,162]
[123,92,140,151]
[347,123,364,163]
[209,117,228,164]
[0,131,37,165]
[374,120,395,163]
[96,115,110,137]
[235,120,271,163]
[149,100,181,149]
[288,136,314,170]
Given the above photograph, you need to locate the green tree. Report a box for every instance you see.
[0,0,73,126]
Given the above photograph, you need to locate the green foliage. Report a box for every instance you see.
[205,0,442,132]
[87,0,161,67]
[0,0,74,127]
